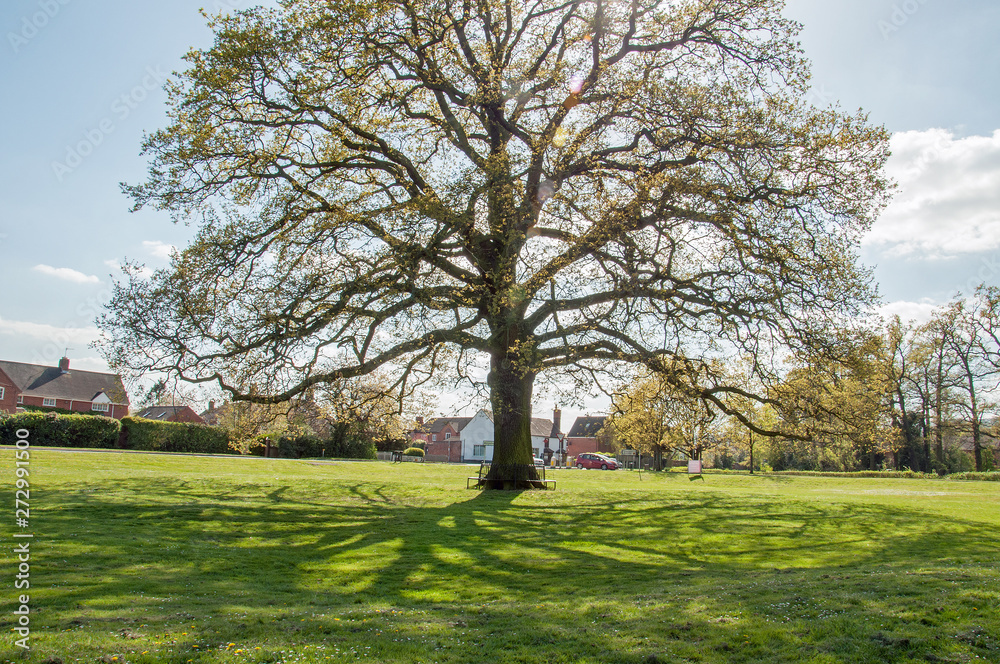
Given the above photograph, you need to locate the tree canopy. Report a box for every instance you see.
[99,0,891,486]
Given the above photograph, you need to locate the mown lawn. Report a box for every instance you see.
[2,449,999,663]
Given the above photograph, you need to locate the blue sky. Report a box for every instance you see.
[1,0,999,422]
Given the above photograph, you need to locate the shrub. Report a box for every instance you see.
[120,417,233,454]
[326,437,377,459]
[249,433,377,459]
[403,447,425,457]
[0,412,120,448]
[275,433,325,459]
[947,471,1000,482]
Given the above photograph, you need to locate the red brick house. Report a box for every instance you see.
[136,405,206,424]
[565,415,613,455]
[0,357,129,419]
[415,416,472,463]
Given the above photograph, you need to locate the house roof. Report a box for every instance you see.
[530,418,554,437]
[137,405,199,420]
[0,360,128,404]
[422,409,496,435]
[568,415,607,438]
[421,411,553,438]
[427,416,473,434]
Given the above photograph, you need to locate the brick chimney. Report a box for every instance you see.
[58,356,70,373]
[416,416,424,425]
[208,400,216,411]
[551,408,561,437]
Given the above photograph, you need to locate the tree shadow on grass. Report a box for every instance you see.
[19,476,1000,663]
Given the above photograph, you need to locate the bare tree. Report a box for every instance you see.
[943,296,999,471]
[98,0,890,486]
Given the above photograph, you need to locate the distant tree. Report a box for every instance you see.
[607,367,717,471]
[772,331,899,471]
[317,376,407,451]
[134,377,200,411]
[98,0,890,487]
[941,297,999,471]
[719,358,780,473]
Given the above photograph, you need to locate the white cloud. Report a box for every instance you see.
[32,264,100,284]
[64,356,111,372]
[143,240,175,260]
[865,129,1000,258]
[879,300,941,326]
[0,317,100,346]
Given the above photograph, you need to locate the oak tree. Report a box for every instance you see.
[99,0,890,487]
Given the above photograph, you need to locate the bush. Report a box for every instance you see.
[403,447,425,457]
[327,437,377,460]
[765,469,938,479]
[120,417,233,454]
[947,471,1000,482]
[250,434,377,459]
[276,433,325,459]
[0,412,121,448]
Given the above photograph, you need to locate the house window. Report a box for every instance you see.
[0,387,4,399]
[473,444,485,456]
[444,432,451,439]
[17,395,23,404]
[91,403,110,412]
[43,398,57,407]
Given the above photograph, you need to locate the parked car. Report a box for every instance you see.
[533,456,545,467]
[575,453,619,470]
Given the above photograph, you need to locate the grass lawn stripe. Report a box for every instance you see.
[1,449,998,663]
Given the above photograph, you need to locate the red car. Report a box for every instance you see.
[575,453,619,470]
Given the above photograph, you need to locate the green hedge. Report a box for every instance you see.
[946,471,1000,482]
[0,412,121,448]
[250,434,377,459]
[403,447,425,457]
[328,437,376,460]
[120,416,234,454]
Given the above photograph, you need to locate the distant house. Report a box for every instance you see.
[0,357,129,419]
[199,400,226,426]
[565,415,612,455]
[416,408,564,463]
[136,405,205,424]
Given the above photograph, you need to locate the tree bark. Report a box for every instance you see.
[484,357,540,489]
[934,354,945,467]
[966,373,983,471]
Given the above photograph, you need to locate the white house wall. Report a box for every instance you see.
[460,410,495,461]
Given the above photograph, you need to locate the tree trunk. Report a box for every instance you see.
[748,431,754,475]
[934,354,945,466]
[968,377,983,472]
[484,359,540,489]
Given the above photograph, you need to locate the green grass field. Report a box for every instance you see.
[2,449,999,663]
